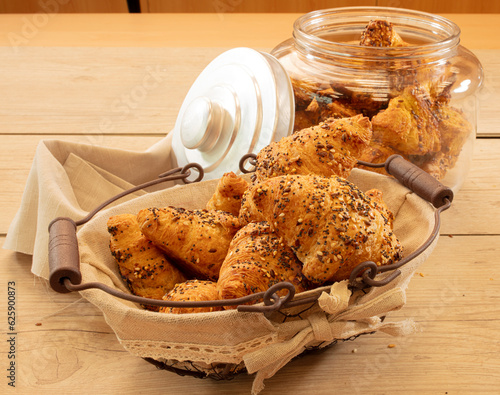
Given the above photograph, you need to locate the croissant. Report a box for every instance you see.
[239,174,403,285]
[364,188,395,224]
[359,19,456,104]
[359,19,410,47]
[411,104,472,181]
[159,280,223,314]
[291,77,329,109]
[136,207,240,280]
[254,114,372,183]
[370,86,441,156]
[205,171,249,216]
[293,95,358,132]
[217,222,309,308]
[432,103,472,167]
[107,214,188,310]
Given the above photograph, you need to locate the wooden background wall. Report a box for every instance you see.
[1,0,499,14]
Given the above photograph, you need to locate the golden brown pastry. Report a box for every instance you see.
[359,19,456,104]
[205,171,249,216]
[413,152,448,181]
[337,88,389,118]
[365,188,394,222]
[357,139,404,172]
[136,207,240,280]
[414,104,472,181]
[159,280,223,314]
[370,86,441,156]
[433,103,472,167]
[291,77,330,109]
[254,114,372,182]
[294,109,320,132]
[107,214,188,311]
[293,95,359,131]
[217,222,310,309]
[360,19,410,47]
[324,100,359,119]
[239,174,403,285]
[359,100,472,181]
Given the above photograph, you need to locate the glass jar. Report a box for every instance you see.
[271,7,483,192]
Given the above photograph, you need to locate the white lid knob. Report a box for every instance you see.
[180,97,224,152]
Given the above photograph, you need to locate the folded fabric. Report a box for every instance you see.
[4,135,176,278]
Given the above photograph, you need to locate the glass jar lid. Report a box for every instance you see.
[171,47,294,180]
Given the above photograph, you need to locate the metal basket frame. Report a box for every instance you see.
[48,154,452,314]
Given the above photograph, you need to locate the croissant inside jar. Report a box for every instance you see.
[271,7,483,192]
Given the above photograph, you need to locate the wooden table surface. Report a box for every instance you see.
[1,12,499,394]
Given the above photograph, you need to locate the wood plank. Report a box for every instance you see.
[0,47,496,136]
[0,135,498,236]
[476,49,500,137]
[0,13,498,50]
[440,138,500,235]
[0,47,225,136]
[0,13,298,49]
[1,234,498,393]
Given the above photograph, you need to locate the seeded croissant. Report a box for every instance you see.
[107,214,187,310]
[217,222,310,308]
[160,280,223,314]
[239,174,403,285]
[136,207,240,280]
[254,114,372,183]
[360,19,410,47]
[205,171,249,216]
[359,19,456,104]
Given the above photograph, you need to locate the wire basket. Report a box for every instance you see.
[47,155,452,386]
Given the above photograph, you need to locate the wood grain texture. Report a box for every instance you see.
[0,47,496,136]
[0,47,225,136]
[0,14,499,49]
[1,234,499,394]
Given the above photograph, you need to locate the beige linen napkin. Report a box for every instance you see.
[3,134,176,278]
